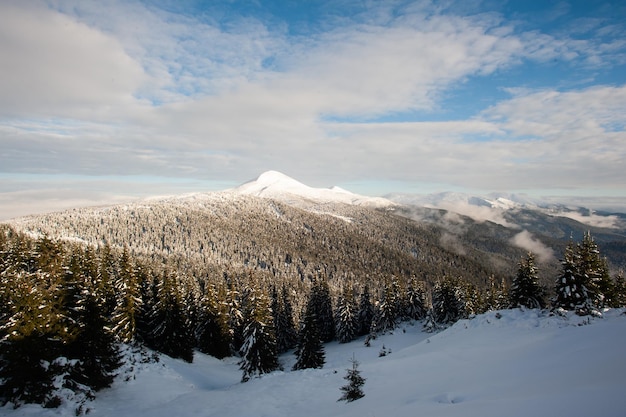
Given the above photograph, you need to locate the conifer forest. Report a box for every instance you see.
[1,193,625,410]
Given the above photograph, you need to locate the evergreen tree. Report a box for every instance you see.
[370,283,398,334]
[309,279,335,342]
[356,285,374,336]
[293,296,325,370]
[65,268,122,393]
[148,271,194,362]
[112,248,142,344]
[272,285,297,353]
[509,253,545,309]
[338,355,365,402]
[431,277,466,324]
[196,284,232,359]
[576,232,610,311]
[553,242,590,313]
[612,272,626,308]
[0,246,67,407]
[335,286,359,344]
[484,276,508,311]
[404,277,427,320]
[422,308,438,333]
[238,286,279,382]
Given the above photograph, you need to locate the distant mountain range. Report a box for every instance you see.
[5,171,626,282]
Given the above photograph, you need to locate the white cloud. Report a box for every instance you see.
[552,211,623,229]
[511,230,555,263]
[1,0,625,218]
[0,1,145,119]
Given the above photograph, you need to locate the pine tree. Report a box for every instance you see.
[422,308,438,333]
[335,287,359,344]
[509,253,545,309]
[112,248,142,344]
[356,285,374,336]
[196,284,232,359]
[553,242,590,313]
[431,277,466,324]
[148,271,194,362]
[293,296,325,370]
[238,286,279,382]
[338,355,365,402]
[612,272,626,308]
[370,284,398,334]
[404,277,427,320]
[309,279,335,342]
[0,239,67,407]
[65,273,121,393]
[272,285,297,353]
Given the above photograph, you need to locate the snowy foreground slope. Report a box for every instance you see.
[4,309,626,417]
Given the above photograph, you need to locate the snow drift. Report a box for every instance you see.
[5,308,626,417]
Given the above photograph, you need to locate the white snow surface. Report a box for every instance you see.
[233,171,395,208]
[5,308,626,417]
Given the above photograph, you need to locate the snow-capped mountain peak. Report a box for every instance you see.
[233,171,395,208]
[236,171,313,197]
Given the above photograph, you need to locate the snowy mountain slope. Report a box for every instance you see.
[5,309,626,417]
[233,170,396,208]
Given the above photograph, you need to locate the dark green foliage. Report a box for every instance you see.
[553,242,590,313]
[63,247,121,393]
[309,279,335,343]
[293,297,325,370]
[147,271,194,362]
[112,248,143,344]
[196,285,232,359]
[0,332,61,407]
[338,356,365,402]
[552,233,615,315]
[239,286,279,382]
[371,283,398,334]
[509,253,545,309]
[272,286,298,353]
[335,287,359,344]
[432,277,466,324]
[403,277,427,320]
[357,285,374,336]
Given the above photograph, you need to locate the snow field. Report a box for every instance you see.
[3,308,626,417]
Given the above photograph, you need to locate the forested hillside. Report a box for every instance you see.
[9,193,506,290]
[2,190,625,411]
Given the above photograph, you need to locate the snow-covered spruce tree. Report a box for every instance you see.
[0,235,69,407]
[111,247,142,344]
[404,277,427,320]
[553,242,590,314]
[239,285,279,382]
[509,253,545,309]
[370,283,398,334]
[338,355,365,403]
[576,232,611,311]
[271,285,297,353]
[422,308,438,333]
[431,277,466,325]
[0,270,62,406]
[335,286,359,344]
[148,271,194,363]
[64,247,121,394]
[293,294,325,370]
[309,278,335,343]
[196,284,232,359]
[356,285,374,336]
[484,276,509,311]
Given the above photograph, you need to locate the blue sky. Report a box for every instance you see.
[1,0,625,219]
